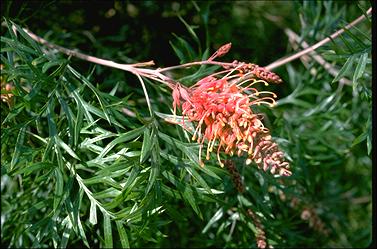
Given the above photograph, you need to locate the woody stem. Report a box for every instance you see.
[265,7,372,70]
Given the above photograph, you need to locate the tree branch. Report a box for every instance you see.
[285,28,352,86]
[13,6,371,84]
[19,26,234,86]
[265,7,372,71]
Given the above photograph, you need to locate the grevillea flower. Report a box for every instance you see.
[172,60,291,177]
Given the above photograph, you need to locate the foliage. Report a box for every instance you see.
[1,1,372,248]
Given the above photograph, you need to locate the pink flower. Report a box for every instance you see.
[172,63,291,176]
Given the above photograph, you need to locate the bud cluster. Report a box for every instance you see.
[224,60,283,84]
[224,159,245,193]
[246,209,272,249]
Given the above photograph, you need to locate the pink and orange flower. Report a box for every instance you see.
[172,61,291,177]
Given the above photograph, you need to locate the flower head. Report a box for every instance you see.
[172,62,291,176]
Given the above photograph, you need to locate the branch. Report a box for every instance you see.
[265,7,372,71]
[19,26,235,86]
[23,28,137,71]
[285,28,352,86]
[14,6,371,86]
[18,26,177,88]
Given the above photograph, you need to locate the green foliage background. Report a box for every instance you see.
[1,1,372,248]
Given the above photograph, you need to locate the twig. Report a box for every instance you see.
[285,28,352,86]
[19,26,236,86]
[265,7,372,71]
[23,28,135,71]
[18,26,176,88]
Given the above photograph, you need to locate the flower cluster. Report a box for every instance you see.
[224,159,245,193]
[172,63,291,177]
[224,60,283,84]
[246,208,271,249]
[268,186,330,236]
[300,207,330,236]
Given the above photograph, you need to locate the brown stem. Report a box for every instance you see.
[19,26,175,88]
[285,28,352,86]
[265,7,372,71]
[23,28,135,71]
[18,26,234,80]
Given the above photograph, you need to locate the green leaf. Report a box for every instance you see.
[352,115,372,155]
[53,168,64,210]
[68,65,112,124]
[56,91,75,146]
[172,33,196,62]
[352,52,368,91]
[103,165,140,210]
[116,221,130,249]
[162,171,202,219]
[82,101,125,129]
[145,164,159,195]
[177,15,201,48]
[93,188,122,199]
[158,132,200,166]
[89,200,97,225]
[70,86,94,124]
[140,128,153,164]
[55,136,80,160]
[367,131,371,155]
[160,151,221,180]
[332,55,355,83]
[31,56,47,66]
[42,59,67,73]
[60,216,73,249]
[114,192,154,220]
[68,188,90,248]
[103,213,113,248]
[202,208,224,234]
[357,2,372,22]
[183,190,202,219]
[183,165,212,194]
[1,36,39,56]
[98,126,146,158]
[10,125,26,170]
[9,20,43,54]
[47,100,57,137]
[74,100,84,147]
[2,104,25,124]
[12,162,53,176]
[161,183,183,200]
[352,130,368,147]
[145,131,160,194]
[169,40,186,63]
